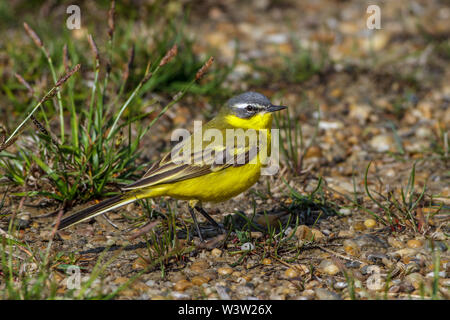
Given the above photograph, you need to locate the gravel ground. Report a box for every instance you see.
[0,0,448,300]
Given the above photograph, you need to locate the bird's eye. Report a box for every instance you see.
[245,105,256,112]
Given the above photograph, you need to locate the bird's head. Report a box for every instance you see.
[223,92,287,129]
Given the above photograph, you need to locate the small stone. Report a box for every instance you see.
[145,280,156,287]
[318,260,340,275]
[388,237,404,249]
[315,288,342,300]
[353,222,366,231]
[132,258,147,270]
[171,291,190,299]
[349,104,371,123]
[311,229,325,241]
[389,285,400,293]
[284,268,299,279]
[407,239,423,249]
[13,212,31,229]
[150,295,165,300]
[425,271,446,278]
[364,219,377,229]
[345,261,361,269]
[262,258,272,265]
[295,225,313,240]
[241,242,255,251]
[369,134,395,152]
[354,234,388,249]
[215,285,231,300]
[58,230,72,240]
[120,289,136,297]
[211,248,222,257]
[339,208,352,216]
[334,282,348,289]
[190,260,208,273]
[250,232,263,239]
[304,146,322,159]
[191,276,209,286]
[338,230,355,238]
[405,273,424,290]
[217,267,233,276]
[343,240,360,256]
[114,277,129,285]
[424,240,447,252]
[173,279,192,292]
[393,248,417,258]
[302,289,315,298]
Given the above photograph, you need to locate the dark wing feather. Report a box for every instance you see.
[122,145,259,191]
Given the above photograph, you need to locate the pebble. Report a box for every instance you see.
[171,291,190,299]
[191,276,209,286]
[295,225,312,240]
[334,282,348,289]
[173,279,192,292]
[339,208,352,216]
[251,232,263,239]
[369,134,395,152]
[215,285,231,300]
[217,267,233,276]
[284,268,299,279]
[425,240,447,252]
[349,104,371,123]
[393,248,417,258]
[345,261,361,269]
[343,239,360,256]
[388,237,404,249]
[353,222,366,231]
[145,280,156,287]
[354,234,388,249]
[315,288,342,300]
[405,273,424,290]
[262,258,272,265]
[13,212,31,229]
[364,218,377,229]
[407,239,423,248]
[425,271,446,278]
[190,260,208,273]
[338,230,355,238]
[211,248,222,257]
[366,253,387,265]
[304,146,322,158]
[241,242,255,251]
[302,289,315,299]
[318,260,340,275]
[311,229,325,241]
[58,231,72,240]
[132,258,147,270]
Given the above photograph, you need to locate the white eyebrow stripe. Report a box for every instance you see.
[233,103,263,109]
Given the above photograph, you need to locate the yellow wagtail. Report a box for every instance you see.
[58,92,287,240]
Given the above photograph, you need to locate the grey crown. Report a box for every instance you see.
[227,91,272,108]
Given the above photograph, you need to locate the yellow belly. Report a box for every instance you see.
[146,161,262,203]
[138,113,273,203]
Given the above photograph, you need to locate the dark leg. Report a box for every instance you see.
[194,205,224,234]
[188,204,204,242]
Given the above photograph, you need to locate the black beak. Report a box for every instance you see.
[267,104,287,112]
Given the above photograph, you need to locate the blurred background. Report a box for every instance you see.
[0,0,449,301]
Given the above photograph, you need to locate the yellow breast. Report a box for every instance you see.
[142,112,273,203]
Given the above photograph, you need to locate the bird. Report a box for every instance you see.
[58,92,287,241]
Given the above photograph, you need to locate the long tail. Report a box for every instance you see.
[58,193,139,230]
